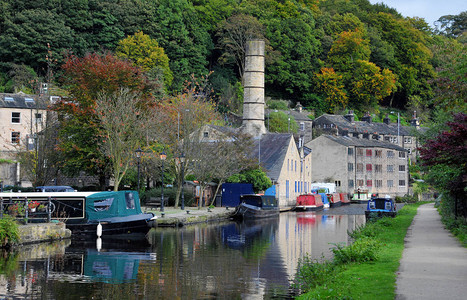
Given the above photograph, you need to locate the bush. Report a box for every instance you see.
[0,216,19,248]
[294,256,338,292]
[332,236,381,264]
[395,194,417,203]
[140,187,195,207]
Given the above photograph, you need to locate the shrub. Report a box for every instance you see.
[0,216,20,248]
[294,255,338,292]
[332,236,381,264]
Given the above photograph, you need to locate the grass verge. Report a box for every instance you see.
[295,202,426,299]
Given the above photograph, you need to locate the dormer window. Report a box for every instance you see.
[203,131,209,138]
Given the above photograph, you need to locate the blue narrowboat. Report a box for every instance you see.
[365,197,397,219]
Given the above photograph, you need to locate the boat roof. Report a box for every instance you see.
[0,191,102,198]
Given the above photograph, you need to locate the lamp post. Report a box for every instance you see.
[135,147,142,191]
[160,151,167,212]
[180,153,185,210]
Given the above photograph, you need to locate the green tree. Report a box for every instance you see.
[116,31,173,89]
[267,111,298,133]
[227,168,272,193]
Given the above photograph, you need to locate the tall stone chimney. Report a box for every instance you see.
[344,110,355,123]
[241,40,267,137]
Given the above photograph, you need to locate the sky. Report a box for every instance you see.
[368,0,467,27]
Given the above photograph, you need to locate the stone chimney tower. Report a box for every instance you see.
[241,40,267,137]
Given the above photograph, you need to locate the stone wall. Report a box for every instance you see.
[16,222,71,245]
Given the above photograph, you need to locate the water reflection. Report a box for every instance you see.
[0,212,365,299]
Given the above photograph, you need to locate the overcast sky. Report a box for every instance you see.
[368,0,467,27]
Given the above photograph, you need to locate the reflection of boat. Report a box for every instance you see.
[1,191,154,236]
[365,197,397,219]
[296,212,317,225]
[232,195,279,220]
[295,194,324,211]
[221,218,278,251]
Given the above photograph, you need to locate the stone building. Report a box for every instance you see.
[313,111,423,163]
[306,135,409,197]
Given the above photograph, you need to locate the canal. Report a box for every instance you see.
[0,209,366,299]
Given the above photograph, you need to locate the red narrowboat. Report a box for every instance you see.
[295,194,324,211]
[328,193,342,207]
[339,193,351,205]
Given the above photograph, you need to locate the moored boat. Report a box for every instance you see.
[328,193,342,207]
[232,194,279,220]
[1,191,154,236]
[295,194,324,211]
[364,196,397,220]
[339,193,351,205]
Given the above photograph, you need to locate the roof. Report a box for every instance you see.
[252,133,294,180]
[265,108,311,122]
[0,93,48,109]
[314,114,421,136]
[317,135,408,152]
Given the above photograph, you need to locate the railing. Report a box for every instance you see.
[1,197,53,223]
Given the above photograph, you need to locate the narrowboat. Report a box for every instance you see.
[365,196,397,219]
[1,191,155,236]
[328,193,342,207]
[232,194,279,220]
[295,194,324,211]
[310,189,330,208]
[351,189,372,203]
[339,193,351,205]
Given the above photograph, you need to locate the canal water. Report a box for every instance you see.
[0,211,365,299]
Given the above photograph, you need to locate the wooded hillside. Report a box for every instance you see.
[0,0,465,117]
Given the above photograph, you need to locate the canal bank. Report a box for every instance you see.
[15,222,71,246]
[144,206,235,227]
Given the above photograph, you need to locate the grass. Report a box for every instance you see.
[296,202,426,299]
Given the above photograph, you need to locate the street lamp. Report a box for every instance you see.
[135,147,142,191]
[160,151,167,212]
[179,153,185,210]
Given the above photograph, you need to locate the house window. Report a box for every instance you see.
[387,180,394,187]
[348,163,354,172]
[366,164,372,172]
[357,163,363,172]
[405,148,412,154]
[366,149,372,156]
[357,148,363,156]
[286,180,289,199]
[375,180,383,188]
[11,132,20,144]
[353,132,359,138]
[300,122,305,131]
[348,148,354,156]
[399,180,406,187]
[387,151,394,158]
[375,150,382,158]
[35,113,42,124]
[387,165,394,172]
[348,180,354,188]
[366,180,372,187]
[399,165,406,172]
[295,181,297,193]
[335,180,341,187]
[404,137,412,144]
[373,134,379,140]
[295,160,297,172]
[11,112,20,123]
[287,159,289,171]
[357,179,364,187]
[203,131,209,138]
[375,164,382,173]
[399,151,406,159]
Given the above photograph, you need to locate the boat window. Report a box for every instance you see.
[125,192,136,209]
[385,202,392,210]
[369,201,375,209]
[94,198,114,211]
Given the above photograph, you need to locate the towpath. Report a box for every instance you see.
[395,203,467,299]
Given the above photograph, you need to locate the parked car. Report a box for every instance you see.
[35,186,76,192]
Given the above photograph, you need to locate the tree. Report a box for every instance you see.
[55,52,153,188]
[267,111,299,133]
[94,88,152,191]
[116,31,173,89]
[314,67,348,113]
[227,168,272,193]
[216,13,265,80]
[419,113,467,217]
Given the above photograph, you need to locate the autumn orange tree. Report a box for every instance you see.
[55,52,154,189]
[315,67,348,113]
